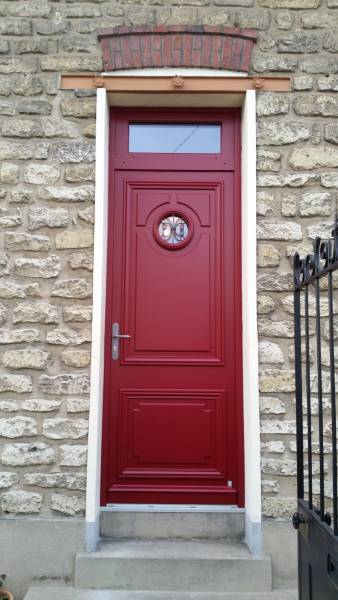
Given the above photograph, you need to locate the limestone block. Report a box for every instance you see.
[46,327,91,346]
[281,194,297,217]
[0,77,12,96]
[0,375,32,394]
[0,21,31,36]
[65,165,95,183]
[257,173,318,187]
[0,208,22,228]
[257,295,275,314]
[13,301,58,324]
[294,94,338,116]
[289,147,338,170]
[38,185,94,202]
[262,480,280,493]
[14,74,44,96]
[51,143,95,164]
[2,119,43,138]
[259,369,295,392]
[14,256,60,278]
[55,230,93,250]
[0,329,40,344]
[256,94,289,116]
[61,36,100,54]
[60,445,87,467]
[257,191,274,216]
[261,441,285,454]
[259,342,284,364]
[258,0,320,5]
[318,75,338,92]
[262,497,297,519]
[252,55,298,72]
[63,305,92,323]
[0,471,18,488]
[1,442,55,466]
[277,34,318,53]
[68,253,93,271]
[300,192,331,216]
[0,283,41,300]
[301,13,334,29]
[39,374,90,395]
[51,279,92,299]
[7,2,52,17]
[261,420,296,434]
[257,272,293,292]
[261,459,303,476]
[17,99,52,116]
[44,118,79,139]
[0,142,48,160]
[4,233,51,252]
[0,163,20,184]
[234,8,270,30]
[1,490,42,514]
[257,221,302,241]
[35,19,71,36]
[257,121,310,145]
[50,492,85,516]
[40,56,102,72]
[260,396,286,414]
[24,164,60,185]
[22,399,61,412]
[0,400,18,412]
[14,39,50,55]
[293,74,313,91]
[258,319,294,338]
[257,244,281,267]
[78,206,94,224]
[60,97,96,119]
[0,416,37,438]
[1,349,50,370]
[321,173,338,188]
[0,253,10,277]
[23,472,86,491]
[61,350,91,368]
[43,418,88,440]
[300,57,338,75]
[66,397,90,413]
[9,189,34,204]
[324,123,338,145]
[307,221,333,239]
[257,149,281,172]
[28,206,69,230]
[0,100,14,116]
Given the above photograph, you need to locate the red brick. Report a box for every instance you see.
[141,35,151,68]
[192,34,202,51]
[221,36,233,70]
[240,40,253,72]
[229,37,242,71]
[152,35,162,51]
[131,35,141,51]
[182,34,192,67]
[152,50,162,68]
[162,35,172,68]
[113,53,123,70]
[191,49,201,68]
[121,36,132,69]
[201,34,212,68]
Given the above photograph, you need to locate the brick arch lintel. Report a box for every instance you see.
[98,25,258,73]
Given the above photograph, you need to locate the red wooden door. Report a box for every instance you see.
[101,109,243,505]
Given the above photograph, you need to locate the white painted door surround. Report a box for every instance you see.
[86,72,260,554]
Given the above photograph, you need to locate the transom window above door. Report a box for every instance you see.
[129,124,221,154]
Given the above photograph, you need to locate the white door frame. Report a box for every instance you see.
[86,79,261,554]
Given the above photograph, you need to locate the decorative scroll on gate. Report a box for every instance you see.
[293,220,338,599]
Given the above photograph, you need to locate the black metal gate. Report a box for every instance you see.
[293,221,338,599]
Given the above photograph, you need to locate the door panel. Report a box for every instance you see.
[101,110,242,505]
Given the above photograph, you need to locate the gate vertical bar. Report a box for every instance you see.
[315,277,325,520]
[294,263,304,501]
[328,268,338,534]
[304,286,313,509]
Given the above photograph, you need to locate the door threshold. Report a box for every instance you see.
[101,504,245,513]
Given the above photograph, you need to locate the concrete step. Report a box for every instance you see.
[100,508,245,540]
[75,540,272,592]
[24,586,298,600]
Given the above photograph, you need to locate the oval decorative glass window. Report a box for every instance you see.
[156,213,192,249]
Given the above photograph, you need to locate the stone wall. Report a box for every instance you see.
[0,0,336,520]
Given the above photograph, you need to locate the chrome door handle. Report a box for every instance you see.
[112,322,131,360]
